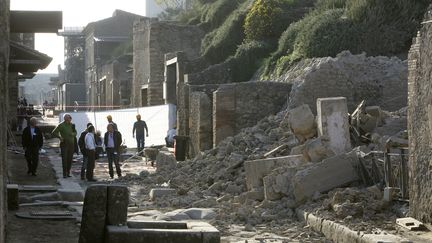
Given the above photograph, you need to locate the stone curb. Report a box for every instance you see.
[296,209,412,243]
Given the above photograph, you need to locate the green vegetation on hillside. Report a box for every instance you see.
[200,0,314,79]
[262,0,430,78]
[158,0,430,81]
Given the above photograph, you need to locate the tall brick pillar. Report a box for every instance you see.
[0,0,10,241]
[213,85,235,147]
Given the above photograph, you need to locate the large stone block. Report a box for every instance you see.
[317,97,351,155]
[303,137,335,162]
[244,155,303,191]
[105,221,220,243]
[292,151,359,203]
[107,185,129,226]
[79,185,108,243]
[7,184,19,210]
[287,104,316,142]
[156,151,177,173]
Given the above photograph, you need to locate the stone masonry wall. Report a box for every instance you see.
[0,0,9,240]
[213,82,291,146]
[408,8,432,223]
[132,19,204,107]
[185,82,291,155]
[233,82,290,130]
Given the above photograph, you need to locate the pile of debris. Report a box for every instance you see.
[267,51,408,113]
[119,97,408,236]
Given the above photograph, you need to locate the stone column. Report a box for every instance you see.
[213,85,235,147]
[79,185,108,243]
[0,0,9,241]
[189,92,212,157]
[106,185,129,226]
[316,97,351,154]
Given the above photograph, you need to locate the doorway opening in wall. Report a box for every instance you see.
[141,87,148,107]
[164,63,177,105]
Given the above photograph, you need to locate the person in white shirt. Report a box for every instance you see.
[165,127,176,148]
[84,125,97,181]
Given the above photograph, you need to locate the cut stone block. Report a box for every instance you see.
[292,151,359,203]
[79,185,108,243]
[182,208,216,220]
[263,166,298,201]
[107,185,129,226]
[396,217,427,231]
[245,155,303,191]
[288,104,316,142]
[164,210,191,221]
[317,97,351,155]
[105,221,220,243]
[7,184,19,210]
[156,151,177,172]
[304,137,335,162]
[149,188,176,201]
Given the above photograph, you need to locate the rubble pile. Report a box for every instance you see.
[118,98,407,239]
[302,186,402,233]
[270,51,408,112]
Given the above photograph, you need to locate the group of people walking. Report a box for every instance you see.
[77,122,122,181]
[50,113,149,181]
[21,113,152,181]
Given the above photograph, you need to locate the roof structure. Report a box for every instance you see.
[9,41,52,73]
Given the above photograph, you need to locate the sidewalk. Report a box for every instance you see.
[6,143,80,243]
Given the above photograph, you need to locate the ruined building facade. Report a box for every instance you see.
[408,8,432,223]
[84,10,140,110]
[99,54,133,109]
[132,18,204,107]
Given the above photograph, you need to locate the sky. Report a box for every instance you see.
[11,0,156,74]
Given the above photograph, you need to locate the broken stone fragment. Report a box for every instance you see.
[303,137,335,162]
[292,150,360,203]
[263,166,298,201]
[287,104,316,142]
[155,151,177,173]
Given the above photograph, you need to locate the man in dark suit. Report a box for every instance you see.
[22,117,43,176]
[104,123,122,179]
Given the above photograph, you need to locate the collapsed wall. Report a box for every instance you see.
[408,8,432,223]
[266,51,408,113]
[187,82,291,157]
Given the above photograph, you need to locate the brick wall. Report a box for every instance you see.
[132,19,203,107]
[408,8,432,223]
[0,0,9,240]
[185,82,291,156]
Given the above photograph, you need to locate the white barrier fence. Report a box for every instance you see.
[59,104,176,148]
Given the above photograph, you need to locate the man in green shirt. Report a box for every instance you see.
[52,113,77,178]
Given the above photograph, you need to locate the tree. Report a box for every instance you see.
[155,0,185,9]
